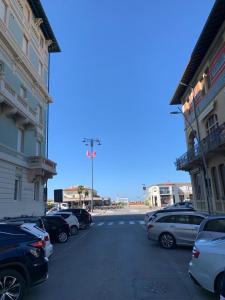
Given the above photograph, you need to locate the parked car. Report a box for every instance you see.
[49,211,79,235]
[144,207,195,225]
[0,223,48,300]
[1,217,53,257]
[147,211,207,249]
[197,215,225,241]
[60,209,92,229]
[164,201,193,210]
[42,216,70,243]
[189,237,225,295]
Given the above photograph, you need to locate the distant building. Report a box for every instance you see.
[146,182,193,208]
[170,1,225,213]
[63,186,111,207]
[0,0,60,217]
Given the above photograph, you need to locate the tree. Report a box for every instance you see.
[77,185,84,207]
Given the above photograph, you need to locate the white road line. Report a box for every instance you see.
[139,220,145,225]
[108,222,114,226]
[97,222,104,226]
[129,221,135,225]
[119,221,124,225]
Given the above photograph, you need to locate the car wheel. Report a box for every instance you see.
[215,272,224,295]
[70,225,79,235]
[58,231,68,243]
[0,269,26,300]
[159,233,176,249]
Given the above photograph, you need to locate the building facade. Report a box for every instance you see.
[63,186,111,207]
[0,0,60,217]
[170,1,225,213]
[146,182,193,208]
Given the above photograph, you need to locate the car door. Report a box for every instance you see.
[171,215,197,245]
[188,215,205,242]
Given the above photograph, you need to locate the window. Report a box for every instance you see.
[159,187,170,194]
[20,85,27,98]
[38,61,43,77]
[22,35,28,55]
[219,164,225,198]
[206,114,218,135]
[211,167,220,200]
[0,0,7,22]
[24,5,30,23]
[157,215,176,223]
[193,173,202,200]
[14,176,21,201]
[34,181,40,201]
[37,105,43,124]
[204,219,225,233]
[40,36,44,48]
[17,129,24,152]
[36,141,41,155]
[189,215,204,225]
[175,215,190,224]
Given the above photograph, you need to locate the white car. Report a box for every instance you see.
[189,237,225,295]
[20,223,53,258]
[51,212,79,235]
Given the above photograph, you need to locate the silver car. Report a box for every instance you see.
[197,215,225,241]
[147,211,207,249]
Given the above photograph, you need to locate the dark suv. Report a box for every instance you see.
[3,216,70,244]
[0,224,48,300]
[60,209,92,229]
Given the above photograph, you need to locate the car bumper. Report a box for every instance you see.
[30,258,48,286]
[189,260,214,293]
[45,244,53,258]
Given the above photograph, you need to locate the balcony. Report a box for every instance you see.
[0,78,37,126]
[176,122,225,171]
[28,156,57,181]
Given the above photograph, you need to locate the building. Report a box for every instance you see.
[0,0,60,217]
[146,182,193,208]
[63,186,111,207]
[170,0,225,213]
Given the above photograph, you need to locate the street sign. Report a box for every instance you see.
[54,189,63,203]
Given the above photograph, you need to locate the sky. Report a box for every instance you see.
[41,0,215,201]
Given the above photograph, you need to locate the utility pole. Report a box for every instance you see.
[82,138,101,212]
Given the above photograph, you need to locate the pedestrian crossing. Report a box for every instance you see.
[91,220,145,228]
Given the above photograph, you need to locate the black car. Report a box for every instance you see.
[0,224,48,300]
[3,216,70,244]
[60,209,92,229]
[42,216,70,243]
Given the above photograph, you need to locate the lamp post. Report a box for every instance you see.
[82,138,101,212]
[170,81,212,213]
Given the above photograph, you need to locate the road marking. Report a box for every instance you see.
[90,223,95,227]
[108,222,114,226]
[97,222,104,226]
[119,221,124,225]
[139,220,145,225]
[129,221,135,225]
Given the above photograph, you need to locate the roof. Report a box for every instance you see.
[27,0,60,53]
[150,182,192,187]
[170,0,225,105]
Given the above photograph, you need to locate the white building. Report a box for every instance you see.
[146,182,193,208]
[0,0,60,218]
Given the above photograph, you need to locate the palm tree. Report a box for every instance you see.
[84,189,89,206]
[77,185,84,207]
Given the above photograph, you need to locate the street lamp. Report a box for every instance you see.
[82,138,101,212]
[170,81,212,213]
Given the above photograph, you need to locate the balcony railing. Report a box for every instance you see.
[176,122,225,170]
[28,156,57,176]
[0,79,38,125]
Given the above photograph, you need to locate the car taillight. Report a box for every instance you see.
[44,235,49,242]
[30,240,45,248]
[192,246,200,258]
[147,224,154,230]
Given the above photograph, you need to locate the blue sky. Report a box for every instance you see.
[42,0,214,200]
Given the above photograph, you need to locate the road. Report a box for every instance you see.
[25,213,215,300]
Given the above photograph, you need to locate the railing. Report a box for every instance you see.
[28,156,57,174]
[176,122,225,170]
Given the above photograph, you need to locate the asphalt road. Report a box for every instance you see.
[25,214,215,300]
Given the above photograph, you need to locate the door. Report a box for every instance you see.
[172,215,199,245]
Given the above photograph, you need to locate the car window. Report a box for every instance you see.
[57,213,70,219]
[174,215,190,224]
[45,217,64,226]
[157,215,176,223]
[204,219,225,232]
[189,215,204,225]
